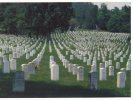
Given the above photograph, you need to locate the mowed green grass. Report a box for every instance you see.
[0,34,131,97]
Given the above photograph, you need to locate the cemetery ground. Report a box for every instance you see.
[0,31,131,97]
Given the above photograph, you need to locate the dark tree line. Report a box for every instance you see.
[0,3,74,36]
[72,3,98,29]
[0,3,131,36]
[72,3,131,33]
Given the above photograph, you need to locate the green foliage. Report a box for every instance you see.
[107,6,131,33]
[97,3,110,30]
[0,3,131,34]
[69,18,79,30]
[72,3,98,29]
[0,3,74,35]
[72,3,130,33]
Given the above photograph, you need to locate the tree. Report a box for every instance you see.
[24,3,74,35]
[0,3,74,36]
[107,7,121,32]
[69,18,79,30]
[97,3,110,30]
[120,5,131,33]
[72,3,98,29]
[107,6,131,33]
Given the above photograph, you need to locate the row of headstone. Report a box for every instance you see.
[51,30,130,89]
[49,41,52,53]
[21,39,47,80]
[53,30,130,64]
[0,53,18,73]
[53,41,85,81]
[0,34,41,62]
[49,56,59,81]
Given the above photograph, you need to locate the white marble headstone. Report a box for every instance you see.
[77,66,84,81]
[99,68,106,81]
[10,59,16,71]
[109,66,114,76]
[116,62,120,69]
[3,60,10,73]
[72,64,77,75]
[21,64,30,80]
[50,64,59,81]
[117,72,125,88]
[126,59,131,71]
[109,60,112,65]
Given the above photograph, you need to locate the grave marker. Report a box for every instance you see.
[99,68,106,81]
[116,62,120,69]
[117,72,125,88]
[3,60,10,73]
[10,59,16,71]
[12,71,25,92]
[51,64,59,81]
[89,71,97,90]
[77,66,84,81]
[109,66,114,76]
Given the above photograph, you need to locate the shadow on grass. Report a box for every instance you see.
[1,80,128,98]
[0,68,130,98]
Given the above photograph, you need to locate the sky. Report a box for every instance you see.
[93,2,131,9]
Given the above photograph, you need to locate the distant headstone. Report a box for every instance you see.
[72,64,77,75]
[50,55,54,62]
[92,60,96,67]
[79,55,83,60]
[70,55,74,60]
[126,59,131,71]
[87,59,91,65]
[116,62,120,69]
[3,60,10,73]
[99,63,103,68]
[64,60,69,68]
[21,64,30,80]
[28,62,35,74]
[68,63,73,73]
[83,57,87,62]
[120,57,123,62]
[26,53,30,59]
[109,53,112,59]
[91,64,97,72]
[105,61,108,68]
[89,71,97,90]
[109,60,112,65]
[98,56,100,61]
[66,51,69,55]
[3,55,7,62]
[99,68,106,81]
[77,66,84,81]
[13,52,17,59]
[0,56,3,65]
[9,54,13,60]
[10,59,16,71]
[12,71,25,92]
[102,56,106,62]
[109,66,114,76]
[30,51,33,57]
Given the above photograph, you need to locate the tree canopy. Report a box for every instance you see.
[72,3,130,33]
[0,3,74,36]
[0,3,131,36]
